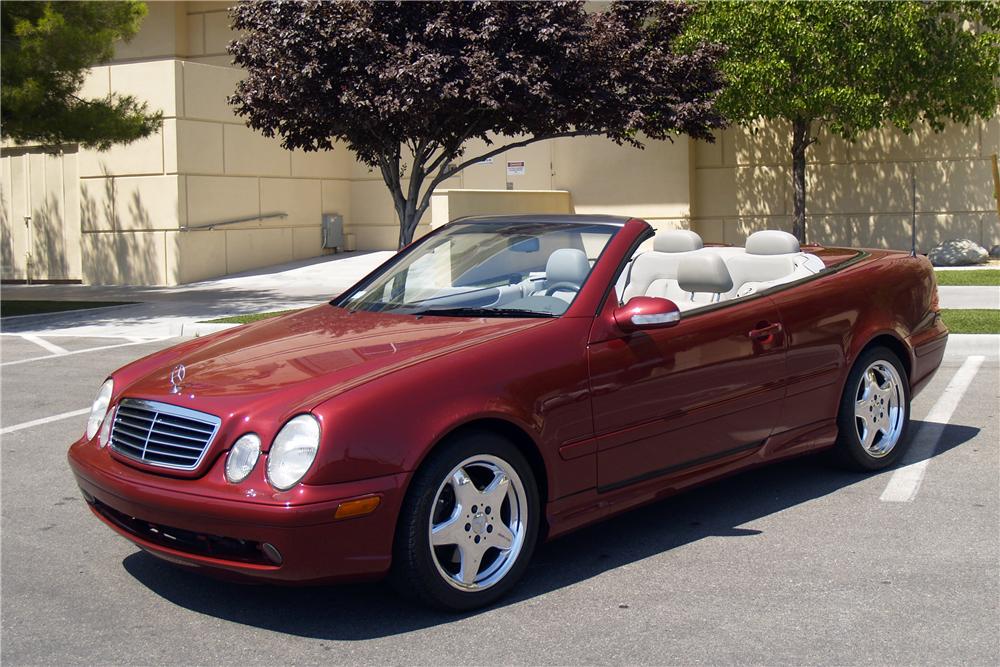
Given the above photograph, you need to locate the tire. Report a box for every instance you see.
[390,430,540,611]
[833,346,911,471]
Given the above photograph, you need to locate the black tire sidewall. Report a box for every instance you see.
[391,431,540,611]
[836,346,911,471]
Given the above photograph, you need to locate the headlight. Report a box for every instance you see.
[266,414,320,491]
[85,379,114,440]
[98,406,115,448]
[226,433,261,483]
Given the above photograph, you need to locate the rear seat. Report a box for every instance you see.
[621,229,826,310]
[722,231,825,298]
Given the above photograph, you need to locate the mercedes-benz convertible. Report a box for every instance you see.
[68,214,947,610]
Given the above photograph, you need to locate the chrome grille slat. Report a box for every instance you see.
[143,436,204,451]
[153,420,215,436]
[115,415,155,429]
[141,446,194,460]
[112,433,146,449]
[109,398,221,471]
[111,439,144,454]
[114,422,151,439]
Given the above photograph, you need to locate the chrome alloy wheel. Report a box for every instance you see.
[854,360,906,457]
[427,454,527,591]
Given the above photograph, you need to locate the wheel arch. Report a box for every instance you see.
[851,332,912,383]
[402,417,551,537]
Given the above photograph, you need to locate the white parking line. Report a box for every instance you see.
[880,355,986,502]
[0,408,89,435]
[0,338,169,367]
[19,334,69,355]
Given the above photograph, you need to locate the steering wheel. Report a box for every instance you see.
[545,281,581,296]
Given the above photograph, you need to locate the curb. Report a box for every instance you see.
[175,321,242,337]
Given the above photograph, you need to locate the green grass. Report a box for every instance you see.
[0,300,135,318]
[940,309,1000,334]
[199,309,300,324]
[934,269,1000,286]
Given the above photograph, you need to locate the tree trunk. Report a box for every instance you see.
[397,203,423,248]
[791,118,810,244]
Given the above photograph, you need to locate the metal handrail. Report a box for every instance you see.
[180,212,287,231]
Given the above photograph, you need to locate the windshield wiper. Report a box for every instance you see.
[412,307,555,318]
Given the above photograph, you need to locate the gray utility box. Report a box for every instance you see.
[321,213,344,251]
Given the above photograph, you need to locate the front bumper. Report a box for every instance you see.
[68,438,407,584]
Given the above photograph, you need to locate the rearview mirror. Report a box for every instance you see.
[613,296,681,333]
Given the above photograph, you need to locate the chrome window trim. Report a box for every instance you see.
[110,398,221,471]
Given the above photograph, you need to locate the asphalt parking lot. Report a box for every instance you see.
[1,332,997,665]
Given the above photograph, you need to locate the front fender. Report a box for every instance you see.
[307,317,597,502]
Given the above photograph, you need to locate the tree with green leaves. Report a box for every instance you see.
[229,0,725,248]
[684,1,1000,243]
[1,1,162,150]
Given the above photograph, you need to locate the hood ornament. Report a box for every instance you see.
[169,364,186,394]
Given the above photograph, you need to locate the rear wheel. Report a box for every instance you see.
[833,346,911,470]
[391,431,539,611]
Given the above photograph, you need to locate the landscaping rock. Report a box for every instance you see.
[928,239,989,266]
[990,245,1000,259]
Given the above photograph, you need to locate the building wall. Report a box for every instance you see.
[3,1,996,285]
[73,1,354,285]
[692,118,1000,252]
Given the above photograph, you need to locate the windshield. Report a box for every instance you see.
[337,220,620,317]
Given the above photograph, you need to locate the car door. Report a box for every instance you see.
[588,296,787,491]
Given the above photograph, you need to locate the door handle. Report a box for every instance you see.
[748,322,783,340]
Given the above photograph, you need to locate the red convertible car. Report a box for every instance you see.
[68,214,947,610]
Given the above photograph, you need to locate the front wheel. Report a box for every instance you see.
[391,432,539,611]
[833,346,911,471]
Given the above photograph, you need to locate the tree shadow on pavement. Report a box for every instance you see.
[122,420,979,640]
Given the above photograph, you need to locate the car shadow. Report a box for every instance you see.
[122,420,979,640]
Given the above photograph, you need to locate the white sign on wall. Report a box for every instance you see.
[506,160,526,176]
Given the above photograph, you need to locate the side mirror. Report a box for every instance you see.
[613,296,680,333]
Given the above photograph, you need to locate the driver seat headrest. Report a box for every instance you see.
[545,248,590,286]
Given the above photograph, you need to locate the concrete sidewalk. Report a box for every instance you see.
[0,251,392,338]
[937,286,1000,310]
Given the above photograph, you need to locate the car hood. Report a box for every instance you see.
[119,305,548,415]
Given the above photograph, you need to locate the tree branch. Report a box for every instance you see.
[441,130,597,180]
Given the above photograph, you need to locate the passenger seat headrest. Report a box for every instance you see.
[745,230,800,255]
[677,254,734,294]
[654,229,703,253]
[545,248,590,285]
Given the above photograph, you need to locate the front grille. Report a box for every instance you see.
[110,398,220,471]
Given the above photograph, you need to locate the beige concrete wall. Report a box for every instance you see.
[19,2,994,285]
[430,190,573,228]
[72,2,355,285]
[692,118,1000,251]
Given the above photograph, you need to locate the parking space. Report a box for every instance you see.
[0,336,172,431]
[1,335,997,664]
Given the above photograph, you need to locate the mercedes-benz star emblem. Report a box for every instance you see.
[169,364,186,394]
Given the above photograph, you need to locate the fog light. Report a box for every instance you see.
[261,542,283,565]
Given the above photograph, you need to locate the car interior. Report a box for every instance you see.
[347,224,826,318]
[615,229,827,311]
